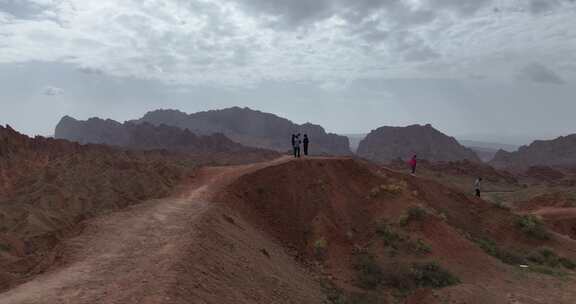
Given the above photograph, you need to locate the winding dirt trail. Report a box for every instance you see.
[0,156,324,304]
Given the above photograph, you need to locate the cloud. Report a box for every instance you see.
[529,0,561,14]
[42,85,64,96]
[517,63,566,85]
[0,0,575,88]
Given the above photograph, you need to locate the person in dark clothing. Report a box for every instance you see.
[303,134,309,156]
[291,134,297,157]
[474,177,483,197]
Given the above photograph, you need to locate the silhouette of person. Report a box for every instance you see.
[291,134,297,157]
[292,134,301,158]
[474,177,483,197]
[295,133,301,158]
[303,134,309,156]
[409,155,417,175]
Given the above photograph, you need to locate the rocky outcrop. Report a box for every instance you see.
[357,124,480,163]
[133,107,351,155]
[490,134,576,169]
[55,116,266,155]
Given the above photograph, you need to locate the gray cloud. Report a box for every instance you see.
[0,0,46,19]
[529,0,561,14]
[43,86,64,96]
[517,63,566,85]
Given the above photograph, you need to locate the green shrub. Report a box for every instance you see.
[376,223,405,249]
[560,257,576,270]
[314,237,329,260]
[0,243,10,252]
[527,265,569,277]
[353,254,384,289]
[527,247,576,270]
[369,183,404,199]
[411,239,432,255]
[516,215,550,240]
[380,262,418,291]
[411,262,461,288]
[474,237,527,265]
[399,207,427,226]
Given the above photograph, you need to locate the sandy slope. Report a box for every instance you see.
[0,156,325,304]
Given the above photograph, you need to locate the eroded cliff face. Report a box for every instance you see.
[55,116,273,155]
[357,124,480,163]
[133,107,352,155]
[491,134,576,169]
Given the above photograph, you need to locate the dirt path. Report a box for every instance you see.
[0,157,296,304]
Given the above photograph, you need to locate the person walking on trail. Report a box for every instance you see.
[409,155,418,175]
[303,134,310,156]
[474,177,483,197]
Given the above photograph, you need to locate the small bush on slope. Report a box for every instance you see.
[376,222,432,255]
[516,215,550,240]
[411,262,461,288]
[473,237,527,265]
[353,254,384,289]
[399,207,427,226]
[353,252,460,291]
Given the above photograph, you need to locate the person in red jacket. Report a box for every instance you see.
[409,155,418,175]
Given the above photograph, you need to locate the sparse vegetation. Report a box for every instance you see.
[527,265,569,277]
[516,215,551,240]
[527,247,576,270]
[321,280,381,304]
[314,237,329,260]
[376,223,405,249]
[353,253,384,289]
[473,237,527,265]
[353,253,460,292]
[409,239,432,255]
[411,262,461,288]
[399,206,427,226]
[0,243,10,252]
[376,222,431,255]
[368,183,404,199]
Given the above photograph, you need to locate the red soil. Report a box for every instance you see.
[2,157,576,303]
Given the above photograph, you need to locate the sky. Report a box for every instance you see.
[1,0,576,145]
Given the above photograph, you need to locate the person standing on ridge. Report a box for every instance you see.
[409,155,418,175]
[474,177,483,197]
[303,134,310,156]
[291,134,297,157]
[293,133,301,158]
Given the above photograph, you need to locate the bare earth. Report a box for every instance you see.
[0,156,324,304]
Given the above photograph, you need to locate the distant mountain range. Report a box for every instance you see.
[491,134,576,169]
[55,116,268,155]
[56,107,351,156]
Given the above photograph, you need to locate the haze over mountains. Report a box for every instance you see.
[57,107,352,156]
[491,134,576,169]
[53,106,576,168]
[55,116,269,155]
[357,124,481,163]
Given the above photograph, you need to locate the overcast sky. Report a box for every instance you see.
[1,0,576,145]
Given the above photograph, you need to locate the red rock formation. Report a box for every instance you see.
[491,134,576,169]
[357,124,480,163]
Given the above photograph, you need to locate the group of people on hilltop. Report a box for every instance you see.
[407,154,484,198]
[291,133,309,158]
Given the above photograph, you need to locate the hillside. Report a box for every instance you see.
[357,124,481,163]
[491,134,576,169]
[3,157,576,303]
[0,124,276,291]
[133,107,352,155]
